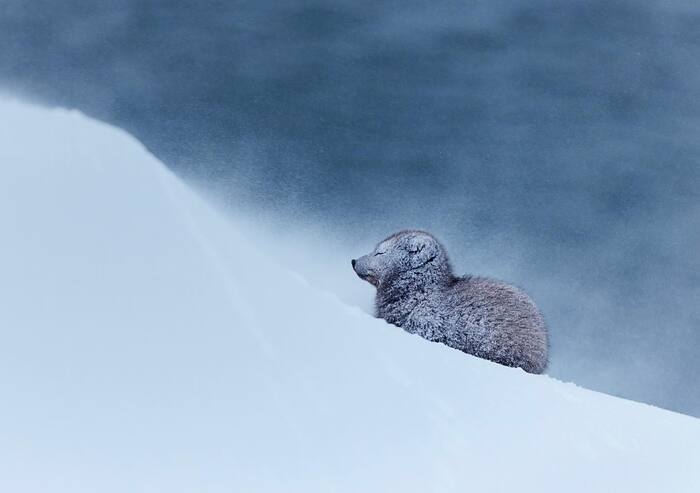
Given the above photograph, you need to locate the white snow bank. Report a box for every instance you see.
[0,99,698,492]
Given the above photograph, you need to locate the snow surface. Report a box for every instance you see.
[0,98,699,492]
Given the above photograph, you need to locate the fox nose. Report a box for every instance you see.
[351,259,357,268]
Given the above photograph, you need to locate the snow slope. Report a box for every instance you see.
[0,99,698,492]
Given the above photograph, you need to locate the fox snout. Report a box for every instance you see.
[351,256,378,286]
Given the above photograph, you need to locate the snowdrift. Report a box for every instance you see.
[1,99,698,492]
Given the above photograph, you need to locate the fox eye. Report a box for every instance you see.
[374,251,385,256]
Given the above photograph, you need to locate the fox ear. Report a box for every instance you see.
[407,236,429,255]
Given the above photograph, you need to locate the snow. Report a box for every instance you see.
[0,98,699,492]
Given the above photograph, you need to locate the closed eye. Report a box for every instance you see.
[374,251,385,256]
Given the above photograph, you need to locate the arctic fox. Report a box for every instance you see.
[352,230,548,373]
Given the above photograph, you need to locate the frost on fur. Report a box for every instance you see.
[352,230,548,373]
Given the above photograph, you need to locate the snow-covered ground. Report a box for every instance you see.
[1,98,699,492]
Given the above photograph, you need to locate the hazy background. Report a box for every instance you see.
[1,0,699,416]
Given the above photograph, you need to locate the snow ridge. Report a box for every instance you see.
[0,99,699,492]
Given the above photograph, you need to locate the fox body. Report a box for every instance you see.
[352,230,548,373]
